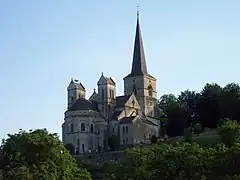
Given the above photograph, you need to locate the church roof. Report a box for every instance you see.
[119,116,158,126]
[97,74,116,85]
[124,15,155,79]
[67,79,85,91]
[119,116,136,124]
[67,97,98,112]
[116,95,131,108]
[111,110,122,120]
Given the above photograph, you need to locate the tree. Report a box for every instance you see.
[178,90,200,125]
[0,129,91,180]
[158,94,177,114]
[197,83,223,128]
[65,143,75,155]
[166,102,188,137]
[221,83,240,121]
[217,119,240,147]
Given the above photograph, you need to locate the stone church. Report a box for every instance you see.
[62,14,160,154]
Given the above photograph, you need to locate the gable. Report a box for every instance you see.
[124,94,141,109]
[89,91,100,102]
[97,75,107,85]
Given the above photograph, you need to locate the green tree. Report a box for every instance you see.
[221,83,240,121]
[197,83,223,128]
[158,94,177,114]
[178,90,200,125]
[65,143,75,155]
[0,129,91,180]
[217,119,240,147]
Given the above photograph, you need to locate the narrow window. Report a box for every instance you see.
[133,85,137,95]
[123,126,125,134]
[82,144,85,153]
[90,124,94,133]
[101,89,104,99]
[148,85,153,97]
[126,126,128,134]
[112,127,115,133]
[70,124,74,132]
[81,123,85,132]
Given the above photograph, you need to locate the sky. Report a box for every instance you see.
[0,0,239,139]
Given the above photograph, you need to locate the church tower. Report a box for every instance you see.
[67,79,86,108]
[123,14,157,117]
[97,73,116,118]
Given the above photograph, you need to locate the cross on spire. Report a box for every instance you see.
[137,0,140,17]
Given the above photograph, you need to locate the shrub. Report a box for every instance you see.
[194,123,203,135]
[150,135,158,144]
[183,127,193,143]
[217,119,240,147]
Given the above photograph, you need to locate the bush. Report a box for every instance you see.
[150,135,158,144]
[183,127,193,143]
[217,119,240,147]
[193,123,203,135]
[120,142,240,180]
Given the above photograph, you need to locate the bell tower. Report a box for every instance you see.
[97,73,116,118]
[123,13,157,117]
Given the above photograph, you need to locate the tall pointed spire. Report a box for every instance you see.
[124,13,148,78]
[132,14,148,75]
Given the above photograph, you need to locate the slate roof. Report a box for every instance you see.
[97,74,116,85]
[67,98,98,112]
[116,95,131,108]
[75,82,85,90]
[142,119,158,126]
[124,16,155,79]
[119,116,158,126]
[119,116,136,124]
[111,110,122,120]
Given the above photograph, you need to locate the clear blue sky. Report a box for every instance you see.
[0,0,239,139]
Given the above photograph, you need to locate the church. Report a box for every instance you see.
[62,14,160,154]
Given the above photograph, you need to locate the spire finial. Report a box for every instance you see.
[136,0,140,18]
[101,72,103,76]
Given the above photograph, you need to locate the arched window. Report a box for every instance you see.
[81,123,85,132]
[148,85,153,97]
[126,126,128,134]
[90,124,94,133]
[123,126,125,134]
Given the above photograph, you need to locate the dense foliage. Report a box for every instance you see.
[118,142,240,180]
[158,82,240,137]
[95,120,240,180]
[0,129,91,180]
